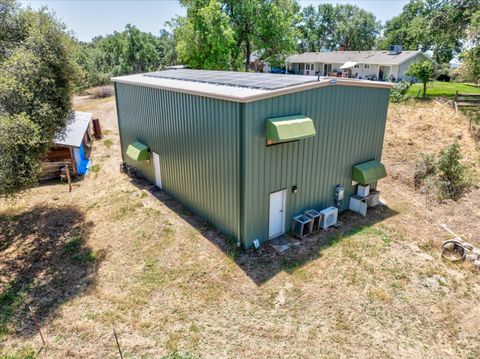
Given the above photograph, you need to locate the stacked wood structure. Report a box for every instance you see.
[40,112,94,180]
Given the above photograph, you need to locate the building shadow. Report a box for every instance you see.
[0,205,102,338]
[130,177,398,286]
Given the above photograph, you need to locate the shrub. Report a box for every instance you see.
[436,73,450,82]
[437,141,468,199]
[88,85,114,98]
[390,81,411,103]
[414,142,470,200]
[414,153,436,188]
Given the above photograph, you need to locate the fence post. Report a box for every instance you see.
[113,328,124,359]
[29,306,45,346]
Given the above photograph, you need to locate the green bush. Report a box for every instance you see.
[414,142,469,200]
[437,142,468,199]
[390,81,411,103]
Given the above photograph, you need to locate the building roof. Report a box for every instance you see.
[53,111,92,148]
[286,51,427,66]
[112,69,392,103]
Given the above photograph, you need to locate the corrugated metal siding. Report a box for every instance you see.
[115,83,242,239]
[241,85,390,248]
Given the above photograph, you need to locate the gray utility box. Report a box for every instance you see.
[291,214,313,239]
[305,209,322,232]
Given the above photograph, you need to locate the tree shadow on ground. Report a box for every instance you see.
[0,205,102,338]
[131,178,398,286]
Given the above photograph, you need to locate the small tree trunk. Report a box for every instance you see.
[423,82,427,99]
[245,40,251,72]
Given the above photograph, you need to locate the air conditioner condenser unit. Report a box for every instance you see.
[305,209,321,232]
[291,214,313,239]
[320,206,338,229]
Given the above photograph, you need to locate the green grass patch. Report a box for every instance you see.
[0,347,36,359]
[63,236,96,264]
[113,200,143,220]
[103,139,113,148]
[406,82,480,98]
[160,354,198,359]
[0,280,29,339]
[90,164,101,173]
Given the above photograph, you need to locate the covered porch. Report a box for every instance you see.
[286,61,398,81]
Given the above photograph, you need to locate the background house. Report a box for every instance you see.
[113,69,391,248]
[286,46,434,81]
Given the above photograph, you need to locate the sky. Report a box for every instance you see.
[20,0,410,42]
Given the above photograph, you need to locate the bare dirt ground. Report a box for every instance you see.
[1,97,479,358]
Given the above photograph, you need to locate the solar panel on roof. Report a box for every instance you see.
[144,69,320,90]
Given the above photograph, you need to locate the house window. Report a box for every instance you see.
[364,64,370,69]
[354,64,360,69]
[307,63,314,71]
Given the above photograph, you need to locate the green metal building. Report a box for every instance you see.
[113,70,391,248]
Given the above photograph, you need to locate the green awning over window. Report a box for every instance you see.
[352,160,387,184]
[126,141,150,161]
[266,115,316,143]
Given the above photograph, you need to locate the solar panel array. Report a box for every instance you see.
[144,69,320,90]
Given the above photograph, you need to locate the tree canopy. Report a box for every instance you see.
[176,0,299,71]
[175,0,239,70]
[382,0,480,63]
[76,24,177,89]
[297,4,381,52]
[0,0,79,195]
[405,60,434,98]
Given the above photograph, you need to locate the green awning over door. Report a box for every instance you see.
[352,160,387,184]
[266,115,316,143]
[126,141,150,161]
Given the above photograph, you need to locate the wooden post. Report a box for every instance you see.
[69,147,77,176]
[29,306,45,346]
[113,328,124,359]
[65,165,72,193]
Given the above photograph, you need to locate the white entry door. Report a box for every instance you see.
[152,152,162,189]
[269,189,286,239]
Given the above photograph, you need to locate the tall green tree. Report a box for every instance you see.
[176,0,238,70]
[460,10,480,84]
[224,0,299,70]
[157,28,178,69]
[177,0,299,71]
[0,1,80,195]
[297,4,381,52]
[382,0,480,63]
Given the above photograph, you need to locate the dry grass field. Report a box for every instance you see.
[1,96,480,358]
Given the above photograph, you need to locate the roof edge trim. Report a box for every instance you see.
[112,75,392,103]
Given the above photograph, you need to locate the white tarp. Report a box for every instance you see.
[339,61,357,69]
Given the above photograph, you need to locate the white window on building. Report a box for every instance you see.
[364,64,370,69]
[354,64,360,69]
[307,63,315,70]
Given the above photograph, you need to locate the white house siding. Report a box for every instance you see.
[398,53,427,81]
[351,64,379,79]
[391,65,399,80]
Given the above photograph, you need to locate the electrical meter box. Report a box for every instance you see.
[335,185,344,201]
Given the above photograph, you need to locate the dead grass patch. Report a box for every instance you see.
[1,97,479,358]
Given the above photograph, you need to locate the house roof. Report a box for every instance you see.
[53,111,92,148]
[112,69,392,103]
[286,51,427,66]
